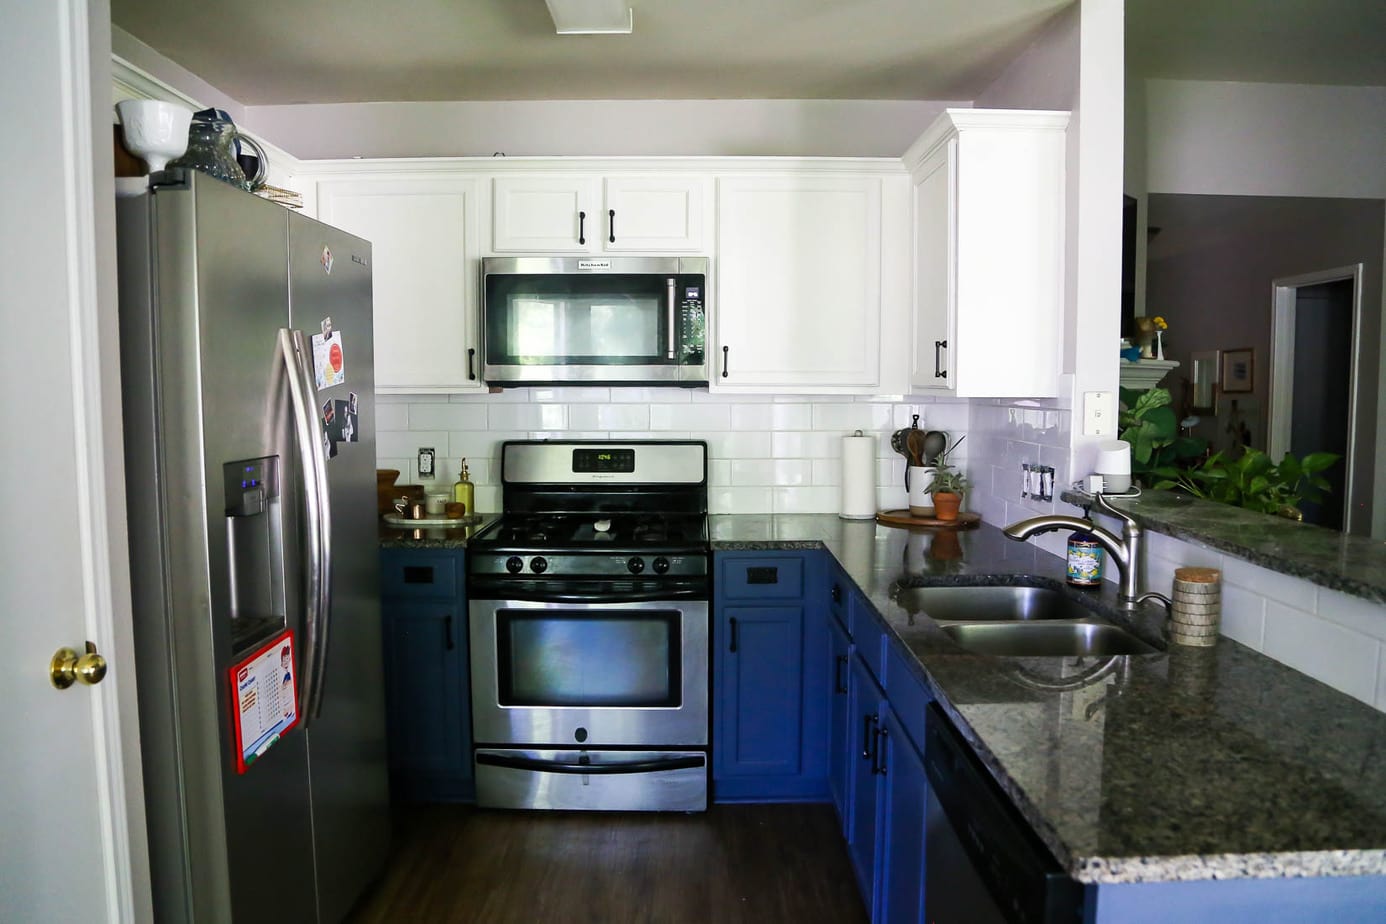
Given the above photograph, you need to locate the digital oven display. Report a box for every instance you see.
[572,448,636,474]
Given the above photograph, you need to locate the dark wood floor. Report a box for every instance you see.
[346,803,869,924]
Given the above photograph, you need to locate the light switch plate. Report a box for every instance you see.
[1083,391,1114,437]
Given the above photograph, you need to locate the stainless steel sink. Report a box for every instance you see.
[894,585,1096,622]
[939,622,1158,657]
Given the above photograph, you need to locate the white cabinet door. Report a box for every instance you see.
[603,175,706,252]
[490,176,600,252]
[905,109,1068,397]
[317,177,483,393]
[911,142,955,393]
[715,175,882,389]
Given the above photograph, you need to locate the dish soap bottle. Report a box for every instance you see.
[452,458,474,515]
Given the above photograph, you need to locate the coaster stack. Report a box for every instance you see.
[1170,567,1221,647]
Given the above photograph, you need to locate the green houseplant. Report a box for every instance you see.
[1150,449,1339,519]
[1117,386,1206,480]
[927,463,970,522]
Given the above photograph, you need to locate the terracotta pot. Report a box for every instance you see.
[932,492,962,521]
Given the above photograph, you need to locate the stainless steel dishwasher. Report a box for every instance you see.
[923,705,1085,924]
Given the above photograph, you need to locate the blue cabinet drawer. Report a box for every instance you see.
[720,556,805,600]
[885,641,933,752]
[380,551,459,599]
[851,590,886,685]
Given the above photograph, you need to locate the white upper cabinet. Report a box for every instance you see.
[490,174,707,253]
[715,173,897,391]
[905,109,1068,397]
[315,176,484,393]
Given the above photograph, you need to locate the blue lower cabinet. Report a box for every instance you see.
[713,552,829,801]
[878,705,928,924]
[828,616,853,833]
[848,652,887,909]
[379,549,473,802]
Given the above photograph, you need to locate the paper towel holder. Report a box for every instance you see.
[839,429,878,520]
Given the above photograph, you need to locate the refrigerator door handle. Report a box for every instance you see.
[278,328,334,722]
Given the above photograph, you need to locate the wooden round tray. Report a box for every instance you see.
[876,509,981,530]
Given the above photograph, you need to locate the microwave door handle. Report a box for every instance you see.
[278,329,333,723]
[666,277,677,360]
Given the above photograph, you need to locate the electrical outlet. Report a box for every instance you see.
[418,447,436,479]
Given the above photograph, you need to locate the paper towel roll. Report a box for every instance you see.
[840,431,877,519]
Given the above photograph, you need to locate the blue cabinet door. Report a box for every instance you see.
[828,615,853,833]
[379,549,473,802]
[878,705,927,924]
[714,604,805,781]
[848,651,886,912]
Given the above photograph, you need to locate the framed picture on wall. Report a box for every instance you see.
[1221,348,1254,394]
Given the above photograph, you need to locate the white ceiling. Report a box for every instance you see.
[111,0,1386,107]
[109,0,1073,104]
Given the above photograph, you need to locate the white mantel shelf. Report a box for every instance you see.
[1120,358,1179,391]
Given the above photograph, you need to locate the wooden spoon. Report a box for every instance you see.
[905,427,928,467]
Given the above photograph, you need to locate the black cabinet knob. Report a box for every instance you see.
[506,556,524,574]
[530,556,549,574]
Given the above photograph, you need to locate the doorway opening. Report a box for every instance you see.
[1267,265,1363,532]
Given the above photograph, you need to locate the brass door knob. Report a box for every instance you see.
[51,641,108,689]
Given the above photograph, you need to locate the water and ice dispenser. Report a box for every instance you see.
[223,456,286,653]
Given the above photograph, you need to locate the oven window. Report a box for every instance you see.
[496,609,682,707]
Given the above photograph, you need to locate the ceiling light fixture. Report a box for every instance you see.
[545,0,633,35]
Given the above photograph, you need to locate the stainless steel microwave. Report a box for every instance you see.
[481,256,708,386]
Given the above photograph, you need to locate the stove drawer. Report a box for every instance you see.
[719,555,805,600]
[475,748,708,812]
[381,551,460,599]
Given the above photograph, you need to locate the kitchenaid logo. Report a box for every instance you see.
[577,259,611,271]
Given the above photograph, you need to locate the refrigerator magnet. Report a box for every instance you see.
[311,329,345,389]
[228,628,300,774]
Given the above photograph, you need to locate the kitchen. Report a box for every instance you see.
[4,1,1386,922]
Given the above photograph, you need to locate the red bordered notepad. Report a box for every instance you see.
[228,628,300,774]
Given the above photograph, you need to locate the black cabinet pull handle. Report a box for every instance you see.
[861,713,877,759]
[874,727,889,775]
[467,347,476,381]
[729,616,738,653]
[934,339,948,379]
[834,655,848,694]
[831,583,842,604]
[608,208,616,243]
[721,345,729,378]
[578,210,586,245]
[444,613,455,651]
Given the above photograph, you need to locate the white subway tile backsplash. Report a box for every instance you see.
[567,403,651,430]
[407,403,489,431]
[772,486,839,514]
[710,486,771,514]
[488,403,568,430]
[813,402,893,431]
[1263,601,1379,706]
[531,387,611,403]
[1221,557,1317,614]
[771,430,839,459]
[378,429,450,461]
[1218,583,1267,649]
[650,403,730,430]
[374,403,410,431]
[1316,588,1386,642]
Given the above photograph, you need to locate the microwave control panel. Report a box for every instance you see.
[679,280,705,363]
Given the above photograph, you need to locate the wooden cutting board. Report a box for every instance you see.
[876,509,981,529]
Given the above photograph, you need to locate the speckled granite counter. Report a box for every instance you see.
[379,514,498,549]
[1059,488,1386,605]
[711,514,1386,885]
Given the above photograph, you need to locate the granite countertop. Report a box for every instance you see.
[1059,488,1386,605]
[379,513,498,549]
[710,514,1386,884]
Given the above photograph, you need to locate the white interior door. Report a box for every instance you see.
[1,1,147,920]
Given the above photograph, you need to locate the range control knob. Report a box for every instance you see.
[506,556,524,574]
[626,556,645,575]
[652,557,671,575]
[530,556,549,574]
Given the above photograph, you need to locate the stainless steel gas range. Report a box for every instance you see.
[466,440,711,811]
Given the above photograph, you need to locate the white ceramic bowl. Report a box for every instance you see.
[116,99,192,173]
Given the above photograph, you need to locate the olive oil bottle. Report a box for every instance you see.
[452,458,474,514]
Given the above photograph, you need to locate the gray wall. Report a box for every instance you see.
[1145,194,1385,533]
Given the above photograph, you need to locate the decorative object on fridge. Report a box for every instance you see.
[169,108,268,191]
[228,628,299,774]
[1221,347,1254,393]
[839,430,877,520]
[311,318,346,389]
[115,99,193,173]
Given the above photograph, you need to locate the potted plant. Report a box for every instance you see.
[927,463,970,521]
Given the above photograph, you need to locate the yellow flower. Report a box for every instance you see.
[1152,316,1168,330]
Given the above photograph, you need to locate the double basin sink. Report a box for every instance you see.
[895,585,1160,657]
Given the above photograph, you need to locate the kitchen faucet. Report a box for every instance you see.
[1002,493,1171,612]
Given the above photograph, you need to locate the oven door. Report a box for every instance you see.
[469,598,710,748]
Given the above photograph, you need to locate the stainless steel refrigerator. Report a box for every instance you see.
[116,170,388,923]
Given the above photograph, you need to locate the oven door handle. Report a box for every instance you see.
[469,588,709,604]
[475,752,705,775]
